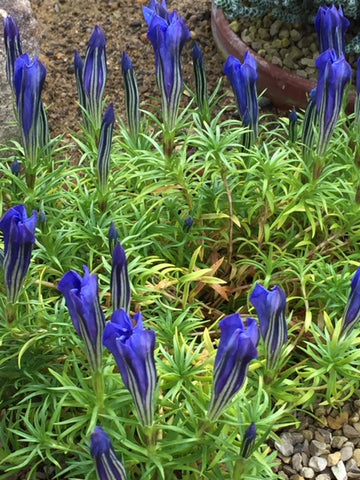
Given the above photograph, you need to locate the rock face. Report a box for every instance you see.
[0,0,40,145]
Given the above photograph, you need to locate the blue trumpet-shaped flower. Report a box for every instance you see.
[97,103,115,193]
[250,284,287,371]
[58,266,105,373]
[103,308,157,426]
[207,313,259,421]
[75,25,107,133]
[240,422,257,459]
[314,49,351,157]
[108,221,119,255]
[192,42,209,122]
[0,205,37,305]
[315,5,349,58]
[341,267,360,336]
[3,15,22,89]
[111,242,131,313]
[13,53,48,172]
[143,0,190,133]
[224,53,258,145]
[90,426,127,480]
[122,51,140,141]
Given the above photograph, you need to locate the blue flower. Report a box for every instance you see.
[3,15,22,88]
[0,205,37,304]
[103,309,157,426]
[192,42,209,121]
[250,284,287,370]
[341,267,360,336]
[97,103,115,193]
[90,426,127,480]
[315,5,349,58]
[314,49,351,157]
[121,51,140,141]
[143,0,190,132]
[81,25,107,131]
[111,242,131,313]
[207,313,259,421]
[58,266,105,373]
[13,54,48,169]
[240,422,257,458]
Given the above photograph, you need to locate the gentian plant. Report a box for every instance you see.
[341,267,360,336]
[90,426,127,480]
[74,25,107,137]
[58,266,106,376]
[250,284,288,373]
[143,0,191,157]
[121,51,141,143]
[207,313,259,421]
[103,308,157,427]
[0,204,37,321]
[3,15,22,90]
[111,241,131,313]
[13,53,49,188]
[223,52,258,147]
[315,5,350,57]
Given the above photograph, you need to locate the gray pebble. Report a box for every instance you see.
[332,461,347,480]
[309,456,328,473]
[310,441,329,457]
[332,436,348,449]
[301,466,315,478]
[292,452,303,472]
[315,475,331,480]
[343,424,359,439]
[341,445,354,461]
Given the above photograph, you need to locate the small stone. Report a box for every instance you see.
[315,475,331,480]
[279,28,290,39]
[290,476,305,480]
[343,424,360,439]
[310,441,329,457]
[315,430,332,444]
[309,457,327,473]
[347,458,360,473]
[270,19,283,37]
[327,412,349,430]
[290,29,301,42]
[279,472,289,480]
[341,445,354,461]
[353,423,360,435]
[348,473,360,479]
[301,467,315,479]
[328,452,342,467]
[353,448,360,466]
[331,461,347,480]
[332,436,348,449]
[292,453,303,472]
[351,413,360,424]
[303,430,314,442]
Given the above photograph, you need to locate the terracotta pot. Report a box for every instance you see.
[211,2,317,110]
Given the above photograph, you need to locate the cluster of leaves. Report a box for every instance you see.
[1,68,360,478]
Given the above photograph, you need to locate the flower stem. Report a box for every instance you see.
[6,302,18,323]
[92,369,105,410]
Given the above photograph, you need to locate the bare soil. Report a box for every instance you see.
[30,0,233,138]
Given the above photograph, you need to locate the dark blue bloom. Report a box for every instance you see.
[289,106,298,144]
[82,25,107,131]
[11,157,20,176]
[341,267,360,336]
[224,53,258,145]
[97,103,115,192]
[250,284,287,370]
[103,308,157,426]
[314,49,351,157]
[90,426,127,480]
[192,42,209,121]
[143,0,190,132]
[111,242,131,313]
[58,266,105,373]
[121,51,140,141]
[3,15,22,88]
[0,205,37,304]
[240,422,257,458]
[315,5,349,57]
[108,221,119,254]
[13,54,48,169]
[74,50,86,118]
[207,313,259,421]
